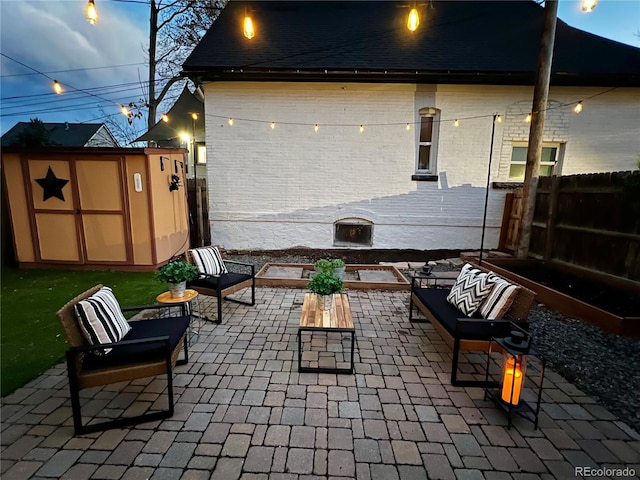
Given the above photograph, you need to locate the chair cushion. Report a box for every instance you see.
[478,273,520,320]
[189,272,252,292]
[83,316,189,370]
[413,287,496,340]
[446,264,494,316]
[189,247,228,276]
[74,286,131,354]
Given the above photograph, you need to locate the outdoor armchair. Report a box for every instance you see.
[56,285,189,435]
[186,246,256,323]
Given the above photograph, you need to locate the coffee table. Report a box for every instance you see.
[297,293,355,374]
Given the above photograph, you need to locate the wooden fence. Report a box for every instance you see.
[500,171,640,280]
[187,177,210,248]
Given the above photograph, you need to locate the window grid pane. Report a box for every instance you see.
[420,116,433,143]
[418,145,431,171]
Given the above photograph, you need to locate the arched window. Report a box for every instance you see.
[334,218,373,246]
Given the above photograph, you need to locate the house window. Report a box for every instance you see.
[509,143,561,180]
[334,219,373,246]
[196,144,207,164]
[416,108,440,174]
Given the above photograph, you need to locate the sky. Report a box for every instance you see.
[1,0,639,140]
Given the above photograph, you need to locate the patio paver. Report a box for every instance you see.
[2,287,639,479]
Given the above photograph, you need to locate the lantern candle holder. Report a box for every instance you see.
[484,324,546,429]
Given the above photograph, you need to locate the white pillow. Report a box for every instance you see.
[74,286,131,354]
[478,273,519,320]
[446,264,495,316]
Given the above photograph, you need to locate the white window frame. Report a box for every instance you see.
[509,142,561,180]
[416,107,440,174]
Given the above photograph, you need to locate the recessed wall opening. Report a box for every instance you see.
[334,219,373,246]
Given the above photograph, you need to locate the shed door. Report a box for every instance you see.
[27,158,130,265]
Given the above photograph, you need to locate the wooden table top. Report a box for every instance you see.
[300,293,354,330]
[156,289,198,304]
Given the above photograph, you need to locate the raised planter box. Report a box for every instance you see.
[256,263,409,290]
[483,258,640,337]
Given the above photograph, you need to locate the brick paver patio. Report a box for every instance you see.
[2,287,639,479]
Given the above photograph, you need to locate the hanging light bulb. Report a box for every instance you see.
[86,0,98,24]
[525,113,532,123]
[53,80,63,94]
[191,112,198,120]
[406,123,411,131]
[228,118,234,126]
[581,0,597,12]
[314,124,319,132]
[270,121,276,129]
[453,119,460,127]
[574,101,583,114]
[495,115,503,123]
[359,125,365,133]
[407,8,420,32]
[121,105,130,116]
[244,15,255,39]
[161,114,169,122]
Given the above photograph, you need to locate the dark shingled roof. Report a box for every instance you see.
[183,1,640,86]
[1,122,113,147]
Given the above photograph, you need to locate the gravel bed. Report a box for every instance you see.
[225,251,640,433]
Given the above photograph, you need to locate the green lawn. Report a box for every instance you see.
[1,266,166,396]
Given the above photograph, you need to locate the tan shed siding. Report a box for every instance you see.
[125,155,153,265]
[2,154,35,262]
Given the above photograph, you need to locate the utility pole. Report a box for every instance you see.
[515,0,559,258]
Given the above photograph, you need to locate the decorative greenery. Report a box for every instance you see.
[307,271,344,296]
[155,260,198,284]
[331,259,346,269]
[315,258,346,274]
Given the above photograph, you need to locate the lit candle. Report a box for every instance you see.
[501,357,523,405]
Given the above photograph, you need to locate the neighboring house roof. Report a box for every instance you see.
[136,87,205,144]
[183,1,640,86]
[1,122,119,147]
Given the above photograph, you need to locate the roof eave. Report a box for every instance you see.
[183,68,640,87]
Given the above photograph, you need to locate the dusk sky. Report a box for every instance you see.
[1,0,638,138]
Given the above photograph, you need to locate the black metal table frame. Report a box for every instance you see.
[297,326,355,374]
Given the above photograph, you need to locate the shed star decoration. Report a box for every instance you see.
[35,166,69,202]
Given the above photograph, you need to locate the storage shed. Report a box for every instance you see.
[1,147,189,270]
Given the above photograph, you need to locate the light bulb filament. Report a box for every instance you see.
[407,8,420,32]
[244,16,255,39]
[86,0,98,24]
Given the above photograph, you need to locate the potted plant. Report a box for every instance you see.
[156,260,198,298]
[307,271,344,311]
[331,259,346,279]
[314,259,333,274]
[314,258,347,279]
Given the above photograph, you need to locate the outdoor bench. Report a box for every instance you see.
[409,265,536,386]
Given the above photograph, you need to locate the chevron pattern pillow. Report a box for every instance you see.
[189,246,228,276]
[478,273,519,320]
[446,264,495,316]
[74,286,131,354]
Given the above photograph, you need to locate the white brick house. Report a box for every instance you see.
[184,1,640,251]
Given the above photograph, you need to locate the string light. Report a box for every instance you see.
[228,118,234,126]
[581,0,597,12]
[574,101,583,114]
[191,112,198,120]
[406,123,411,131]
[244,15,255,39]
[53,80,62,95]
[161,114,169,122]
[314,124,319,132]
[495,115,503,123]
[453,119,460,127]
[525,113,532,123]
[121,105,130,116]
[407,8,420,32]
[270,121,276,129]
[359,125,365,133]
[86,0,98,24]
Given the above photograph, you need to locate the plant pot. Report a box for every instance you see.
[169,281,187,298]
[318,294,334,311]
[334,267,346,280]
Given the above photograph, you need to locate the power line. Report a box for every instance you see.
[0,62,146,79]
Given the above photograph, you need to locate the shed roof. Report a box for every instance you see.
[183,1,640,86]
[1,122,117,147]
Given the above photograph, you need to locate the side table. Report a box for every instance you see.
[156,289,201,343]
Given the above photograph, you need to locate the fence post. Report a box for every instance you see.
[544,176,561,261]
[498,192,514,251]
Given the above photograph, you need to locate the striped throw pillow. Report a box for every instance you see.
[446,263,494,316]
[478,273,520,320]
[74,286,131,354]
[189,246,228,276]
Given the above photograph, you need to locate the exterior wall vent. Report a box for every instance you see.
[334,219,373,247]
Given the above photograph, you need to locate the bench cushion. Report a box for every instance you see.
[83,316,189,370]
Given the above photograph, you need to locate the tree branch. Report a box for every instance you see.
[153,75,184,106]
